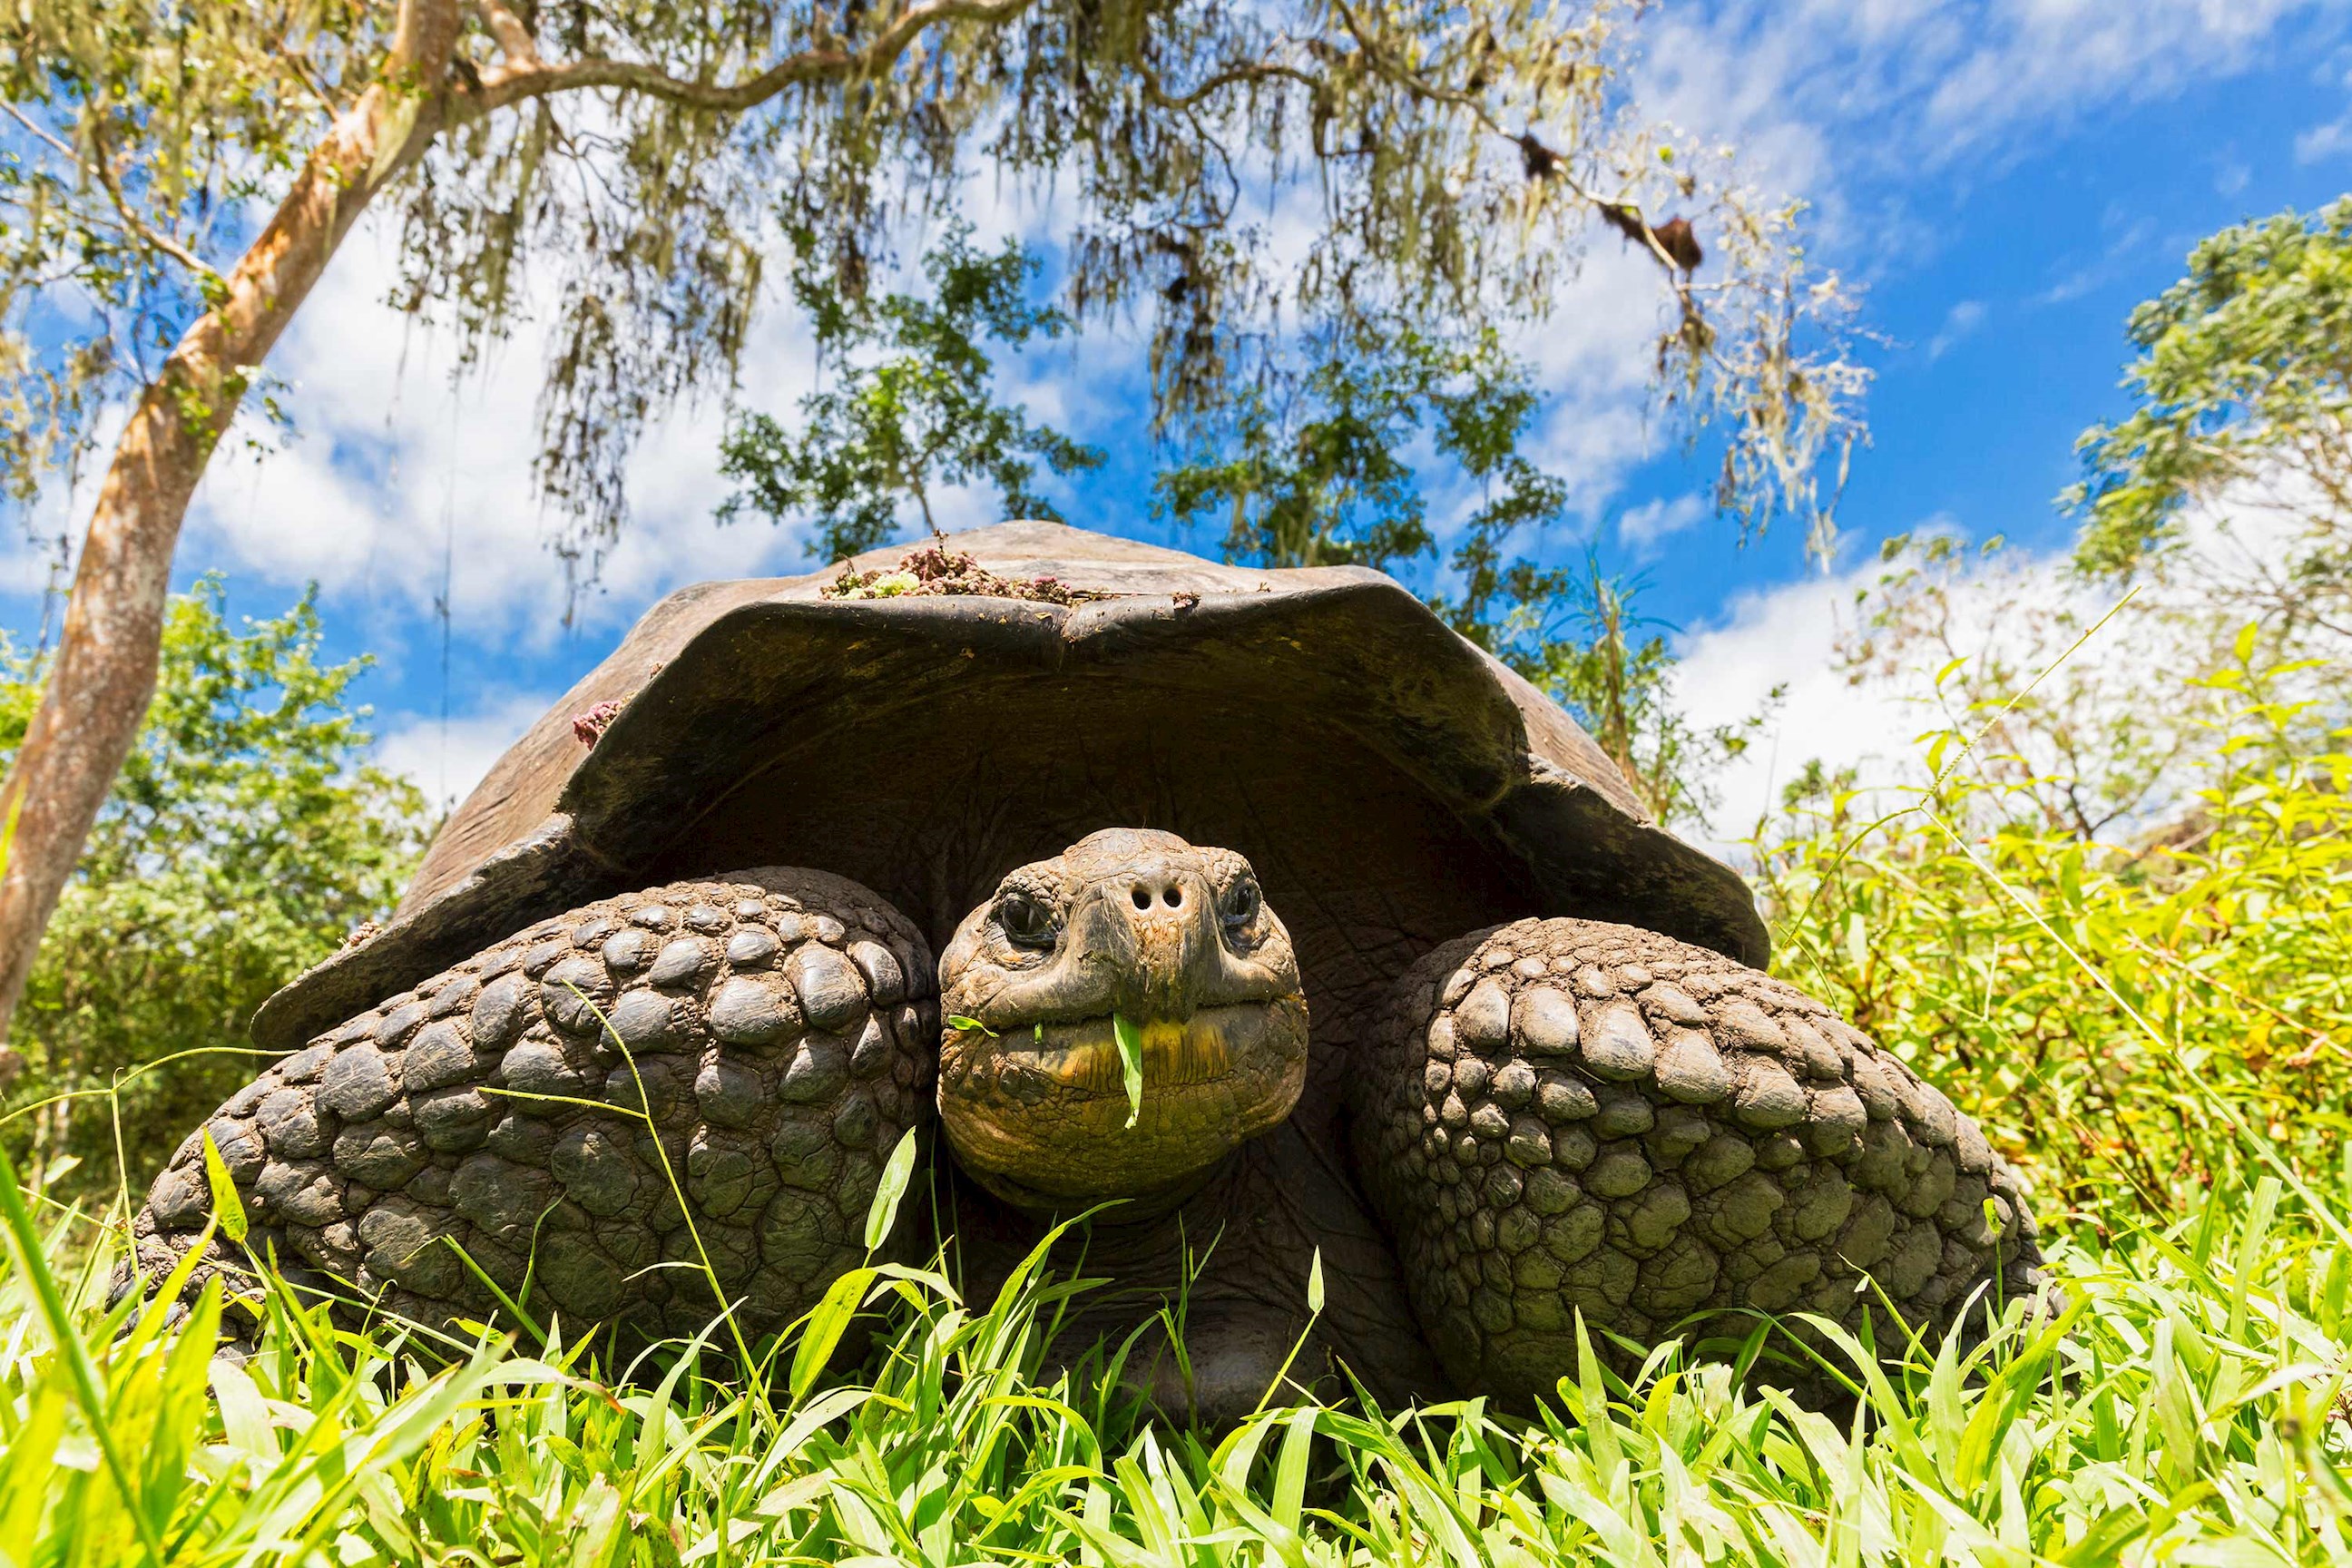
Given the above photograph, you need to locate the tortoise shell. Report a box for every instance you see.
[252,522,1765,1053]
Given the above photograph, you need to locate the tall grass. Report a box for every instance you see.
[1753,650,2352,1224]
[2,1130,2348,1563]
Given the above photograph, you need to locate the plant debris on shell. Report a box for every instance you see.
[823,544,1115,605]
[571,699,627,748]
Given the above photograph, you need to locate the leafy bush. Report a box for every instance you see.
[0,581,426,1207]
[1754,632,2350,1226]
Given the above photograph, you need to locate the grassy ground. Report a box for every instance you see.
[1,1122,2347,1564]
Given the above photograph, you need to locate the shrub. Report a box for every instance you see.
[0,582,426,1207]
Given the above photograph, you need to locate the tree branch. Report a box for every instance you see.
[85,114,225,283]
[1323,0,1699,281]
[1134,58,1320,114]
[475,0,1035,113]
[472,0,544,72]
[1,104,221,281]
[0,0,466,1042]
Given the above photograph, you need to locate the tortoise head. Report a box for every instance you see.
[936,828,1308,1211]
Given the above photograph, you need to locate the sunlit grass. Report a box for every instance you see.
[1,1142,2347,1565]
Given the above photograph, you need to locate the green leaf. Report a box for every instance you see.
[865,1126,920,1252]
[789,1267,875,1401]
[1112,1014,1145,1129]
[1306,1248,1325,1314]
[946,1014,997,1037]
[201,1129,249,1244]
[1845,911,1870,978]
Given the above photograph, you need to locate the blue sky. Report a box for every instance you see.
[9,0,2352,837]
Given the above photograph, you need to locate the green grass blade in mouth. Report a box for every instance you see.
[1112,1014,1145,1129]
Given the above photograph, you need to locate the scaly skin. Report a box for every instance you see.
[116,868,937,1349]
[1349,917,2050,1406]
[125,832,2043,1416]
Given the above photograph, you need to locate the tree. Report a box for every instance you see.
[1494,555,1772,828]
[718,229,1102,562]
[1827,208,2352,848]
[1156,318,1481,572]
[1156,319,1764,824]
[0,0,1859,1040]
[2070,199,2352,642]
[1836,532,2239,843]
[0,580,426,1201]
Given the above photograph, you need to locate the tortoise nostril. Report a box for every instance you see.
[1132,886,1152,910]
[1163,886,1181,907]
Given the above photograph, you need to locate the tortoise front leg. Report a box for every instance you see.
[119,868,938,1353]
[1348,917,2048,1409]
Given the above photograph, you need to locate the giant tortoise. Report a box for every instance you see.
[124,522,2044,1416]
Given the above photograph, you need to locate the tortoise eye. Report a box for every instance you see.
[1220,878,1261,935]
[997,892,1057,949]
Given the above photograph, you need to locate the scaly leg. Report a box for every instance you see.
[118,868,937,1352]
[1350,916,2048,1408]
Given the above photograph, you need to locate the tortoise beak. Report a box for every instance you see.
[1065,860,1224,1023]
[933,831,1310,1210]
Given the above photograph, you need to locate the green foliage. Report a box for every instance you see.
[1153,321,1539,573]
[0,0,371,502]
[0,581,426,1202]
[2,1089,2347,1561]
[3,554,2348,1568]
[1838,532,2220,840]
[718,230,1102,563]
[2070,199,2352,639]
[1158,321,1760,825]
[1471,554,1776,828]
[1757,640,2351,1224]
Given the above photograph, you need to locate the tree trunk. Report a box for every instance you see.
[0,1,461,1047]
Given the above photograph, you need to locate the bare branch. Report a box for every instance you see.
[472,0,544,71]
[1134,58,1321,114]
[0,101,75,163]
[84,115,225,282]
[474,0,1035,113]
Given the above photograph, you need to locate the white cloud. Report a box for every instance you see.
[0,529,68,603]
[1672,555,1914,850]
[24,0,2323,692]
[166,184,1177,671]
[1926,299,1986,360]
[376,689,557,818]
[2034,216,2156,306]
[1499,0,2345,551]
[1666,502,2290,858]
[1638,0,2342,203]
[1670,510,2100,853]
[1513,245,1686,517]
[179,220,835,665]
[2297,112,2352,161]
[1619,494,1708,553]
